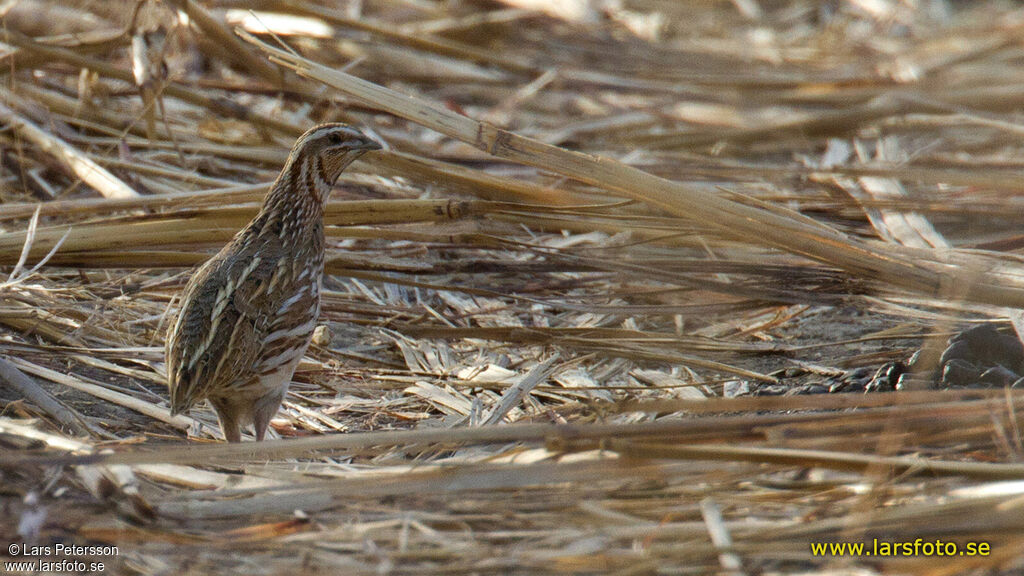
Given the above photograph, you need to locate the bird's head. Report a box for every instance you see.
[290,123,382,191]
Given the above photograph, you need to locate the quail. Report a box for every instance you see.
[166,123,381,442]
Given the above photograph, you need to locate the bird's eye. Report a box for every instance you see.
[329,133,344,145]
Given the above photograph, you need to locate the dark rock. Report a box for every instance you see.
[866,362,903,392]
[941,359,982,387]
[751,384,787,396]
[949,324,996,345]
[846,367,872,382]
[769,367,806,379]
[939,340,971,367]
[990,334,1024,370]
[830,367,872,393]
[979,365,1019,387]
[950,324,1024,369]
[832,379,863,393]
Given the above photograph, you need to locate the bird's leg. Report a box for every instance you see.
[210,398,242,443]
[253,389,286,442]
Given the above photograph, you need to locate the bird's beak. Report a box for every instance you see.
[352,139,383,152]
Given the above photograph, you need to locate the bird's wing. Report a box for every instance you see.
[166,236,291,413]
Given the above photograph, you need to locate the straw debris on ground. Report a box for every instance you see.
[1,0,1024,574]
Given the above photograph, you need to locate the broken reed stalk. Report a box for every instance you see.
[14,391,1024,468]
[0,184,270,221]
[0,356,93,436]
[0,199,481,262]
[241,31,1024,309]
[0,92,139,199]
[604,440,1024,480]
